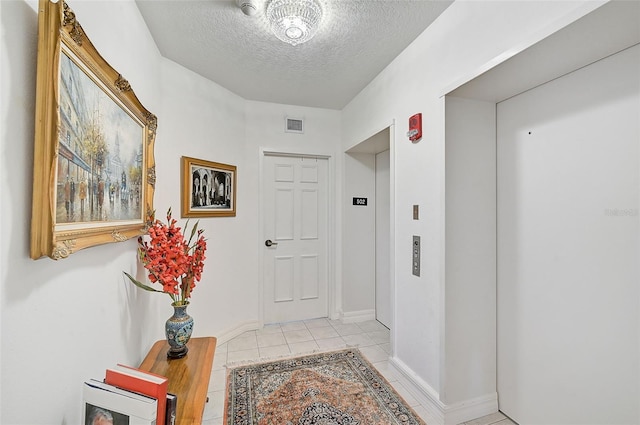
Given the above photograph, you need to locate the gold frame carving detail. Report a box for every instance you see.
[30,0,156,259]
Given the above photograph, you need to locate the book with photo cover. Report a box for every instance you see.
[105,364,168,425]
[82,379,157,425]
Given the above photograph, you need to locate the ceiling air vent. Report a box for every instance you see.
[285,117,304,134]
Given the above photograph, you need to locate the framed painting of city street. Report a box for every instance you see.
[181,156,236,218]
[30,0,156,260]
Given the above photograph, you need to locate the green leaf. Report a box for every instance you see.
[187,220,199,245]
[123,271,164,293]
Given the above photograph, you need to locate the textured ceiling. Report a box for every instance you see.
[135,0,453,109]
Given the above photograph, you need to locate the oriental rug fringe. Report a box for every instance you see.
[224,348,426,425]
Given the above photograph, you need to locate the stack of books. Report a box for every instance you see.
[82,364,177,425]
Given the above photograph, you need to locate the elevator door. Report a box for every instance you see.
[497,45,639,424]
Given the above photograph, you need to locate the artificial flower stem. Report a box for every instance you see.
[124,272,164,293]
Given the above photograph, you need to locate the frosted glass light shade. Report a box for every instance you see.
[266,0,323,46]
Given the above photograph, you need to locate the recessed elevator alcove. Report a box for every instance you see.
[444,2,639,423]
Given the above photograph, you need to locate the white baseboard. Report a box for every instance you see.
[389,356,498,425]
[442,393,499,425]
[388,356,445,424]
[340,309,376,323]
[215,320,261,345]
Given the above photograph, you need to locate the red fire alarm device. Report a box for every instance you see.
[407,113,422,143]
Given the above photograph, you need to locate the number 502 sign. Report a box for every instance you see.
[352,197,368,206]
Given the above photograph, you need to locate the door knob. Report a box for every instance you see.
[265,239,278,247]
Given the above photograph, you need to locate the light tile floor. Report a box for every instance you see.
[202,318,516,425]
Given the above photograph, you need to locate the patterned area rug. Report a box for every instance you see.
[225,349,426,424]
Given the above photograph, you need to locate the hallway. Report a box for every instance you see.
[202,318,516,425]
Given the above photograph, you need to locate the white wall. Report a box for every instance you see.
[444,97,496,407]
[245,101,341,155]
[497,44,639,425]
[0,2,342,423]
[341,1,604,422]
[157,58,255,339]
[342,127,392,323]
[342,153,376,317]
[1,1,166,424]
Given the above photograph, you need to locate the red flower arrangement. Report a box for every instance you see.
[124,208,206,305]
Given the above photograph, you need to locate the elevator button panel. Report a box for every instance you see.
[412,235,420,276]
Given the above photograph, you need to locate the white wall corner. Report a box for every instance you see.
[389,355,445,424]
[328,309,341,321]
[389,356,498,425]
[215,320,262,345]
[441,393,499,425]
[340,309,376,323]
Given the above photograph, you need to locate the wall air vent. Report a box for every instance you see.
[285,117,304,134]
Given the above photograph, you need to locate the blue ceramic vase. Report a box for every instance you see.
[165,301,193,359]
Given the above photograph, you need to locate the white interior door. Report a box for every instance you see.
[375,150,391,328]
[263,154,329,324]
[497,46,639,424]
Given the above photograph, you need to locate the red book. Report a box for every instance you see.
[105,364,168,425]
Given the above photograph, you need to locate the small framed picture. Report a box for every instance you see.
[181,156,236,217]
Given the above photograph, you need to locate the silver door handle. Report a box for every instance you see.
[265,239,278,247]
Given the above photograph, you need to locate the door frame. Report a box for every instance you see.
[259,148,336,326]
[375,148,391,329]
[343,120,396,344]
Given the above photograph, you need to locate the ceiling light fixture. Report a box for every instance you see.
[266,0,323,46]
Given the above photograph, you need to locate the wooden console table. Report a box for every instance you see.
[139,337,217,425]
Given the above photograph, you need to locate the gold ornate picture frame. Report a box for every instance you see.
[181,156,236,218]
[30,0,156,260]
